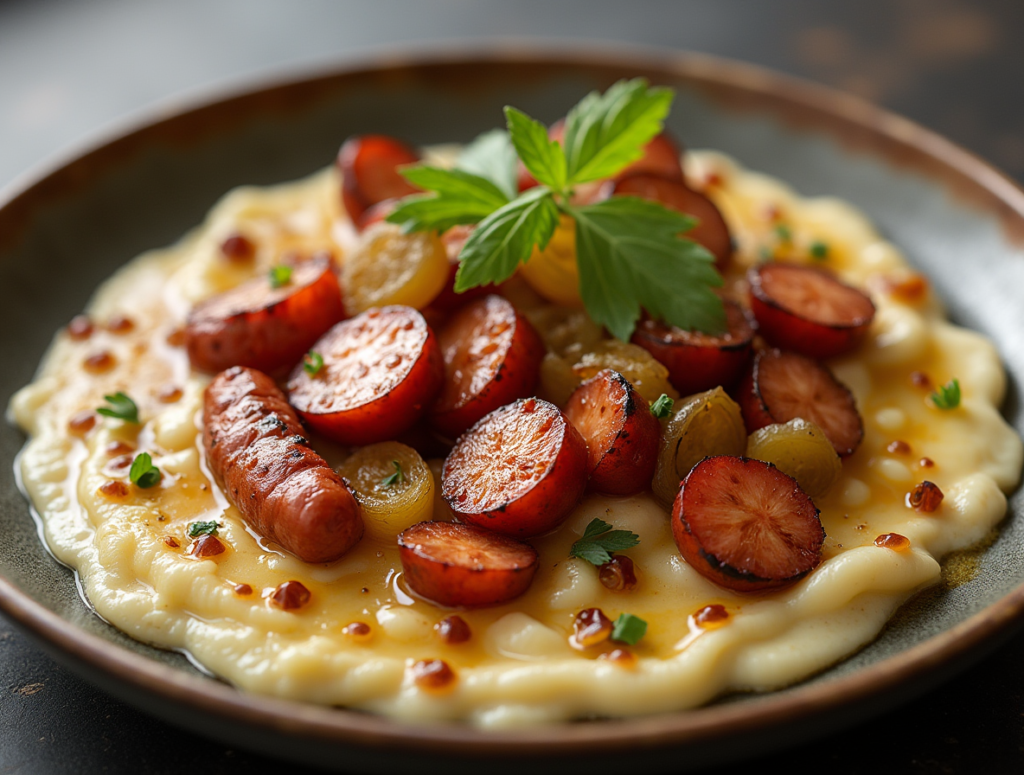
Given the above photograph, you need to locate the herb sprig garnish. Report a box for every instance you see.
[188,520,219,538]
[650,393,674,419]
[611,613,647,646]
[303,351,324,376]
[269,265,293,288]
[129,452,161,489]
[387,79,725,341]
[931,378,961,410]
[570,518,640,566]
[381,461,405,488]
[97,392,139,424]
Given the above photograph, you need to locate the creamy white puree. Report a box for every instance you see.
[10,151,1022,727]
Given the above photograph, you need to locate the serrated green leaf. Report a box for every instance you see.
[581,518,613,540]
[386,165,510,233]
[457,129,518,200]
[505,107,567,193]
[598,530,643,552]
[399,165,510,205]
[453,187,559,291]
[562,78,673,185]
[569,518,640,567]
[568,196,725,341]
[571,543,613,566]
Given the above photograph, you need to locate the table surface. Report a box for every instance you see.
[1,1,1022,773]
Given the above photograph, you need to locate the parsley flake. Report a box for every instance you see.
[931,378,961,410]
[810,240,829,260]
[611,613,647,646]
[269,265,293,288]
[774,223,792,242]
[569,518,640,566]
[387,78,725,341]
[650,394,674,419]
[303,351,324,375]
[129,452,161,489]
[188,520,219,538]
[381,461,405,488]
[97,392,139,424]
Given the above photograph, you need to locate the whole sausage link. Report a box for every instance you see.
[203,366,363,563]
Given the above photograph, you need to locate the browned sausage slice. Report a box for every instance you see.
[287,306,444,445]
[203,366,363,563]
[186,255,345,375]
[442,397,588,537]
[430,295,545,439]
[564,369,660,496]
[398,521,539,607]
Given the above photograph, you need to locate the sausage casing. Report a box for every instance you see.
[203,366,363,563]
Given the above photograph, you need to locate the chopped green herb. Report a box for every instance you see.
[303,351,324,375]
[931,378,961,410]
[611,613,647,645]
[269,265,293,288]
[129,452,161,489]
[774,223,792,242]
[387,78,725,341]
[569,518,640,566]
[810,240,830,260]
[96,391,139,423]
[650,393,674,419]
[381,461,405,488]
[188,520,219,538]
[758,245,775,262]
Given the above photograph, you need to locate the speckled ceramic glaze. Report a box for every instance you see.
[0,50,1022,773]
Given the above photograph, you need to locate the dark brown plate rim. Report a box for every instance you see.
[1,45,1023,758]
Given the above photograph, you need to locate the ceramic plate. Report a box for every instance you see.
[1,49,1023,773]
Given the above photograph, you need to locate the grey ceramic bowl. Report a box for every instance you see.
[1,48,1023,774]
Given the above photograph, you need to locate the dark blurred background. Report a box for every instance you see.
[1,1,1022,773]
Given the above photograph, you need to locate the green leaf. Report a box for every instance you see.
[581,518,613,539]
[269,265,292,288]
[571,542,615,566]
[456,129,519,200]
[562,78,673,185]
[386,166,510,233]
[611,613,647,646]
[129,452,161,489]
[931,378,961,410]
[504,107,567,193]
[386,158,512,234]
[381,461,405,488]
[569,518,640,567]
[96,391,138,424]
[454,187,559,292]
[650,394,674,419]
[303,351,324,376]
[567,196,725,341]
[810,240,829,260]
[188,520,219,538]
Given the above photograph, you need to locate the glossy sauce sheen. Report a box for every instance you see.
[9,156,1022,727]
